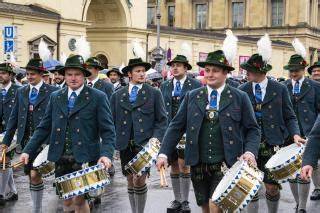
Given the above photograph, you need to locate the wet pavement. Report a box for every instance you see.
[1,159,320,213]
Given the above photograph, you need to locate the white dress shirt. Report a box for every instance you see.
[87,76,99,87]
[129,83,143,94]
[291,77,305,93]
[68,84,84,99]
[57,81,65,89]
[206,84,226,110]
[252,77,268,101]
[172,75,187,96]
[113,81,120,89]
[29,81,43,96]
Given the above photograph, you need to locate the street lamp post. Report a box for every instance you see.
[152,0,164,79]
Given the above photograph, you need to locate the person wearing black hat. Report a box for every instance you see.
[157,50,260,213]
[20,54,116,213]
[110,57,167,213]
[49,65,65,89]
[107,67,124,91]
[0,62,20,206]
[85,57,114,100]
[1,58,57,213]
[239,40,306,212]
[283,52,320,211]
[160,54,201,212]
[309,61,320,82]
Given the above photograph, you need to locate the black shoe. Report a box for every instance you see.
[108,165,115,177]
[167,200,181,212]
[93,197,101,205]
[5,192,18,202]
[0,195,5,206]
[298,209,307,213]
[181,201,191,212]
[310,189,320,200]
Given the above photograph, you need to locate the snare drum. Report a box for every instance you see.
[55,164,110,200]
[212,160,264,212]
[176,134,186,150]
[125,138,160,174]
[33,145,55,178]
[265,143,305,183]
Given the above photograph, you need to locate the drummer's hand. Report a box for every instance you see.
[293,135,306,146]
[0,144,8,152]
[240,152,257,167]
[300,165,313,181]
[98,156,112,169]
[156,157,168,171]
[20,153,29,165]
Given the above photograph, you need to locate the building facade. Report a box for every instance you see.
[0,0,318,78]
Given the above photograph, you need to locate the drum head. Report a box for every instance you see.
[265,143,302,169]
[33,145,50,167]
[212,161,243,201]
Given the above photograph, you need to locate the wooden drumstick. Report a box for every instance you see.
[1,149,6,170]
[160,166,168,187]
[11,161,24,169]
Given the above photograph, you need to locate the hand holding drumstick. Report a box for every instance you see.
[156,156,168,187]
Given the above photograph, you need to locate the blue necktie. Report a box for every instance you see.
[255,84,262,104]
[209,90,218,109]
[1,89,7,101]
[29,87,38,105]
[173,80,181,97]
[129,86,139,104]
[68,92,77,111]
[255,84,262,118]
[294,81,300,95]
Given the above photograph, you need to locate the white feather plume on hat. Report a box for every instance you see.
[39,38,51,62]
[222,29,238,65]
[60,52,68,66]
[257,34,272,63]
[292,38,306,59]
[75,36,91,61]
[9,52,19,68]
[180,42,192,61]
[132,39,145,59]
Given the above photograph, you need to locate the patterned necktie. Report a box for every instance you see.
[173,80,181,97]
[294,81,300,95]
[1,89,7,101]
[87,82,93,87]
[29,87,38,105]
[255,84,262,104]
[209,90,218,109]
[129,86,139,104]
[68,92,77,111]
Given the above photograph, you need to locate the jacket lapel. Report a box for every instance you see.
[34,84,50,108]
[132,84,148,109]
[286,80,293,98]
[219,85,233,112]
[195,87,207,115]
[68,86,91,117]
[119,86,132,111]
[165,79,174,105]
[56,88,68,116]
[22,86,30,107]
[3,85,16,104]
[244,82,255,104]
[298,79,311,100]
[262,80,277,106]
[181,77,192,99]
[94,79,103,90]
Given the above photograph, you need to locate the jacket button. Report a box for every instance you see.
[194,113,198,116]
[140,129,144,133]
[75,116,79,119]
[269,115,273,118]
[167,102,170,106]
[57,128,61,131]
[189,140,193,144]
[301,101,305,103]
[123,121,127,124]
[271,125,274,128]
[121,132,125,135]
[139,119,142,123]
[226,113,230,117]
[60,115,63,118]
[21,116,24,119]
[23,108,25,111]
[138,108,141,111]
[191,126,194,130]
[228,127,232,131]
[38,108,41,111]
[124,111,128,114]
[55,141,59,144]
[77,129,80,132]
[305,118,309,122]
[78,141,82,145]
[268,105,272,109]
[230,140,234,144]
[304,110,307,113]
[166,112,169,115]
[20,124,23,128]
[9,105,11,108]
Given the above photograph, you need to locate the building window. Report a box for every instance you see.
[196,4,207,29]
[309,0,313,25]
[168,6,175,27]
[147,7,156,25]
[271,0,284,26]
[232,2,244,28]
[28,35,56,59]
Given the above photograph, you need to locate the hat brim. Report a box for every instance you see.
[283,64,306,71]
[240,62,272,73]
[167,60,192,70]
[87,64,104,70]
[58,66,92,77]
[0,68,15,74]
[197,61,234,71]
[106,70,123,77]
[307,64,320,74]
[23,66,46,73]
[122,62,152,76]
